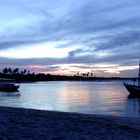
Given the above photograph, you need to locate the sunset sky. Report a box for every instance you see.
[0,0,140,77]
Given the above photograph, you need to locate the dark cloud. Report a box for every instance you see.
[0,0,140,76]
[94,30,140,52]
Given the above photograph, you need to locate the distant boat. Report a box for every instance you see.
[124,60,140,97]
[0,78,19,92]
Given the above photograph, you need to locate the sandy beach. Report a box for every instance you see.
[0,106,140,140]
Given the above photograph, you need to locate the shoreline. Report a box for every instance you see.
[0,106,140,139]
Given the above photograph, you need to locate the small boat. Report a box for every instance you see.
[0,78,19,92]
[124,83,140,96]
[124,60,140,97]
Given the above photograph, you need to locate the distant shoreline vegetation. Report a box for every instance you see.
[0,67,138,82]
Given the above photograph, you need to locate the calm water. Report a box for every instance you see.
[0,81,140,118]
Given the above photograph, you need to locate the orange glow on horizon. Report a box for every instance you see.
[36,71,75,76]
[21,63,139,77]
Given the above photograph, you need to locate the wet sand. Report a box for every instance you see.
[0,106,140,140]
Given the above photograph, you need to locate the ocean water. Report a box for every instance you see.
[0,81,140,118]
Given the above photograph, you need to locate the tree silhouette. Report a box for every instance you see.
[27,70,30,74]
[3,68,8,74]
[13,68,19,74]
[23,69,27,75]
[8,68,12,74]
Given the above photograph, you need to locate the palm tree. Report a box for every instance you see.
[23,69,27,75]
[8,68,12,74]
[3,68,8,74]
[13,68,19,74]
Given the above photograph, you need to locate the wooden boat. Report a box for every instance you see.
[124,83,140,97]
[124,60,140,97]
[0,78,19,92]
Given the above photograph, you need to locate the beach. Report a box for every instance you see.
[0,106,139,140]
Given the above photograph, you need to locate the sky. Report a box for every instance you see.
[0,0,140,77]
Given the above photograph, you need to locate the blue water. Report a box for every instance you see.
[0,81,140,118]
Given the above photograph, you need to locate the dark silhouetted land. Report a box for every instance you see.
[0,72,138,82]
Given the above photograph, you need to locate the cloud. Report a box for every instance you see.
[0,0,140,76]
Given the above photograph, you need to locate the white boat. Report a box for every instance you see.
[0,78,19,92]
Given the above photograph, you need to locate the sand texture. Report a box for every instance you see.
[0,106,140,140]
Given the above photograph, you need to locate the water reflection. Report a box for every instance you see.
[127,96,140,115]
[0,81,140,117]
[0,91,20,97]
[59,83,90,105]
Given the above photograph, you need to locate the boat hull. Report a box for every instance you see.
[0,85,19,92]
[124,83,140,97]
